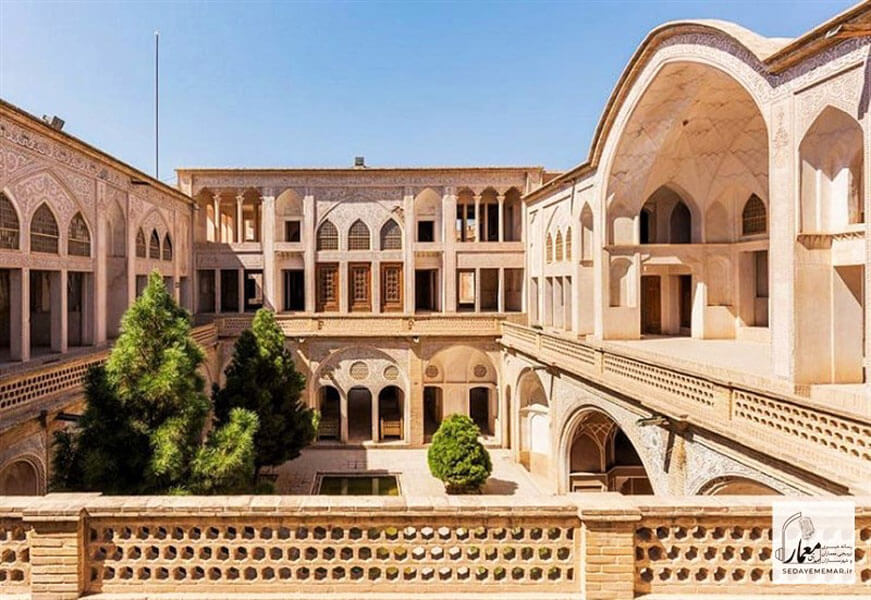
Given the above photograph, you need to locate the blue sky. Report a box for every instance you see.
[0,1,856,181]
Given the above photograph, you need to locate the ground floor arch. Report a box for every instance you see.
[347,387,373,442]
[0,458,41,495]
[377,386,404,441]
[697,475,781,496]
[563,407,652,494]
[318,386,341,440]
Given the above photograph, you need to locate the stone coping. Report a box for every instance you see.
[2,493,869,519]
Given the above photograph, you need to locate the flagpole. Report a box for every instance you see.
[154,30,159,179]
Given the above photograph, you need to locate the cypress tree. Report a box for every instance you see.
[214,308,317,483]
[52,271,258,494]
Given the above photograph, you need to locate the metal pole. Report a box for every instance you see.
[154,30,159,179]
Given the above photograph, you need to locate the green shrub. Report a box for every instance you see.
[426,414,492,493]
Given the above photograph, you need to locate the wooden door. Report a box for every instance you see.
[641,275,661,334]
[348,262,372,312]
[316,263,339,312]
[380,263,403,312]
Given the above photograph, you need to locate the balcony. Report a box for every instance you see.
[500,322,871,494]
[212,313,525,338]
[0,324,218,432]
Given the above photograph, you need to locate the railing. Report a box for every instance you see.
[214,314,513,338]
[0,494,867,599]
[500,322,871,493]
[0,323,218,428]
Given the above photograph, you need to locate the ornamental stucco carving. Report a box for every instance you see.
[685,440,799,495]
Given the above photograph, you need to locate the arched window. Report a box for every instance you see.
[0,193,20,249]
[555,231,564,261]
[380,219,402,250]
[742,194,766,235]
[30,204,59,254]
[348,219,370,250]
[162,234,173,261]
[545,233,553,263]
[136,228,146,258]
[317,220,338,250]
[68,212,91,256]
[565,227,572,261]
[149,230,160,259]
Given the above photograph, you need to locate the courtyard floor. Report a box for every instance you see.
[269,447,547,496]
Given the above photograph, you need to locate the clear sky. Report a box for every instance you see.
[0,0,857,182]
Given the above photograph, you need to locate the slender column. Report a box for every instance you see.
[214,268,221,313]
[212,192,221,242]
[237,267,245,313]
[443,188,457,312]
[497,193,505,242]
[339,389,348,443]
[49,270,68,353]
[371,390,379,442]
[235,193,244,243]
[303,191,316,313]
[10,268,28,361]
[474,267,481,312]
[403,188,415,313]
[261,193,276,309]
[95,183,107,344]
[473,193,481,242]
[497,267,505,313]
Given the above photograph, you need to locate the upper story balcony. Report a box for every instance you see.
[500,321,871,494]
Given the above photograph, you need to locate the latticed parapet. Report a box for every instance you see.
[501,322,871,494]
[0,495,869,599]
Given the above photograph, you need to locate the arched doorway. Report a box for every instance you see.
[347,387,373,442]
[423,386,442,442]
[517,370,549,477]
[469,387,491,435]
[0,459,39,495]
[565,409,652,494]
[377,386,404,441]
[318,386,340,441]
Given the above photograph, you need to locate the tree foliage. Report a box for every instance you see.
[51,271,258,494]
[213,308,317,480]
[427,414,492,493]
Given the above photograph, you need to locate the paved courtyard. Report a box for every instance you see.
[269,447,547,496]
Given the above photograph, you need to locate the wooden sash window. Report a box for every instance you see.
[316,263,339,312]
[380,263,403,312]
[348,262,371,312]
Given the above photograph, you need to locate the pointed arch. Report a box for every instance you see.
[149,229,161,259]
[348,219,371,250]
[545,232,553,264]
[317,220,338,250]
[669,201,691,244]
[555,230,564,261]
[30,203,59,254]
[564,227,572,261]
[68,212,91,257]
[380,219,402,250]
[106,198,125,257]
[0,192,20,249]
[580,203,593,261]
[162,233,173,261]
[136,228,147,258]
[741,194,766,236]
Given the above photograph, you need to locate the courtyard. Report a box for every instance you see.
[269,448,548,496]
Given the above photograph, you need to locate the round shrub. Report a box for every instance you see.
[427,414,492,493]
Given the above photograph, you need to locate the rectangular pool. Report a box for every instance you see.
[317,474,400,496]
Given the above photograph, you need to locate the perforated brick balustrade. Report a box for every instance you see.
[0,494,868,599]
